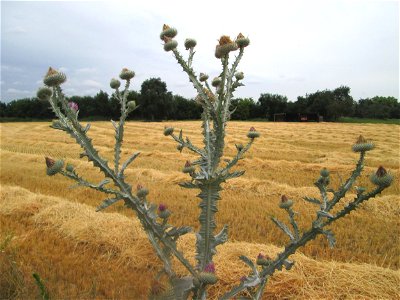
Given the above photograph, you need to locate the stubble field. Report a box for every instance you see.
[1,121,399,299]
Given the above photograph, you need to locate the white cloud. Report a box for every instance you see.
[82,79,102,88]
[7,88,31,94]
[76,67,97,74]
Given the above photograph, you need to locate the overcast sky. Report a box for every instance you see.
[1,0,399,103]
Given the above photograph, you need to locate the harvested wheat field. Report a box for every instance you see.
[1,121,399,299]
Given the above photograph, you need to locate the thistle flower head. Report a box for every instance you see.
[279,195,293,209]
[127,101,137,111]
[257,252,265,259]
[370,166,393,187]
[110,78,121,89]
[183,160,195,174]
[119,68,135,80]
[157,203,171,219]
[44,67,66,87]
[235,71,244,81]
[215,35,238,58]
[247,126,260,139]
[160,24,177,40]
[199,73,209,82]
[204,262,215,273]
[352,135,374,152]
[163,127,174,136]
[45,157,64,176]
[236,33,250,48]
[158,203,167,212]
[320,167,330,178]
[68,101,79,112]
[37,87,53,101]
[163,37,178,52]
[211,77,222,87]
[184,38,197,50]
[240,276,247,282]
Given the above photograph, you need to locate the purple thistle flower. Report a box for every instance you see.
[158,203,167,211]
[68,101,78,112]
[204,262,215,273]
[240,276,247,282]
[257,252,265,259]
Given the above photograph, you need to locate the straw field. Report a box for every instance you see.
[1,121,399,299]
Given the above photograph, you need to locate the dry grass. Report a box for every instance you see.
[1,185,399,299]
[0,121,399,298]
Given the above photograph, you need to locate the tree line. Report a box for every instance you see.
[1,78,399,121]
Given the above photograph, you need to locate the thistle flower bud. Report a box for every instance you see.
[163,39,178,52]
[370,166,393,187]
[137,184,149,198]
[236,33,250,48]
[279,195,293,209]
[320,168,330,178]
[352,135,374,152]
[43,67,66,87]
[184,38,197,50]
[158,203,171,219]
[235,71,244,81]
[256,253,271,266]
[163,127,174,136]
[45,157,64,176]
[199,263,218,284]
[65,163,74,172]
[215,35,238,58]
[37,87,52,101]
[110,78,121,89]
[119,68,135,81]
[127,101,137,112]
[177,144,184,152]
[160,24,177,40]
[68,101,79,112]
[182,161,195,174]
[199,73,209,82]
[247,126,260,139]
[211,77,222,87]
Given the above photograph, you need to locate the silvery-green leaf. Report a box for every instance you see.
[179,181,198,189]
[83,123,90,133]
[317,211,334,219]
[271,217,295,241]
[214,224,228,245]
[96,197,121,211]
[239,255,257,274]
[111,119,117,130]
[167,226,192,237]
[322,230,336,248]
[242,274,261,288]
[98,178,110,188]
[303,196,321,205]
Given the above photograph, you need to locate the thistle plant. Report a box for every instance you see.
[37,25,393,299]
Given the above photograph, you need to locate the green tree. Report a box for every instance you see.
[231,98,256,120]
[257,93,288,120]
[139,78,174,121]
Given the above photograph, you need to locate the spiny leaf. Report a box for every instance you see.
[178,182,198,189]
[224,170,245,180]
[98,178,111,188]
[283,259,294,270]
[317,211,334,219]
[96,197,122,211]
[271,217,295,241]
[83,123,90,133]
[322,230,336,248]
[239,255,257,274]
[214,224,228,245]
[304,196,321,205]
[119,152,140,176]
[166,226,192,238]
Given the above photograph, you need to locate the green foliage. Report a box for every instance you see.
[257,93,288,120]
[138,78,174,121]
